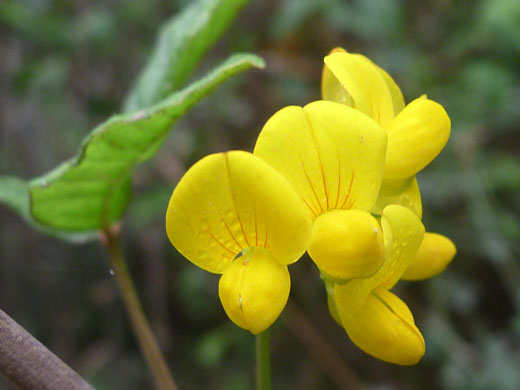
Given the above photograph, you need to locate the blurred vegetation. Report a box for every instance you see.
[1,0,519,389]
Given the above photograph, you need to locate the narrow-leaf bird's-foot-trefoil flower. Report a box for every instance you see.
[254,100,388,281]
[166,151,312,334]
[333,205,426,365]
[322,47,456,280]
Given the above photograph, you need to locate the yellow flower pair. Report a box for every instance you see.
[166,48,456,365]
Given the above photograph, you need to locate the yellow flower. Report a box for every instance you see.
[254,100,388,281]
[322,47,455,281]
[332,205,426,365]
[166,151,312,334]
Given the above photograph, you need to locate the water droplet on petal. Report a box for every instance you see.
[133,111,146,121]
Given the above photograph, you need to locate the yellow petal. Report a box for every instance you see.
[376,65,405,116]
[323,51,395,126]
[334,205,425,316]
[322,48,405,118]
[385,97,451,179]
[218,247,290,334]
[402,232,456,281]
[254,101,387,217]
[378,205,426,290]
[308,209,384,280]
[166,151,312,273]
[342,289,425,365]
[321,48,354,106]
[372,177,422,219]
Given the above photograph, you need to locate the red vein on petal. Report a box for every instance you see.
[224,154,250,247]
[340,171,355,209]
[219,214,243,251]
[345,197,356,210]
[318,152,329,209]
[335,155,342,209]
[300,155,323,214]
[301,198,319,217]
[303,110,329,210]
[209,231,235,255]
[254,206,258,247]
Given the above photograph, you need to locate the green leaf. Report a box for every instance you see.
[124,0,248,112]
[0,176,30,219]
[29,53,265,232]
[0,175,97,242]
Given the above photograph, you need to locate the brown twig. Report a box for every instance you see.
[284,301,366,390]
[0,309,94,390]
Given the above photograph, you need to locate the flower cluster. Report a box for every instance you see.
[166,48,456,365]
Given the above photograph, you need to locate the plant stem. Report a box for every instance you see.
[256,329,271,390]
[103,227,177,390]
[0,309,94,390]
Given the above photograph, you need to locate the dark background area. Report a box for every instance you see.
[1,0,520,389]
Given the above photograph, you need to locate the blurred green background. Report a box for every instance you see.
[1,0,520,388]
